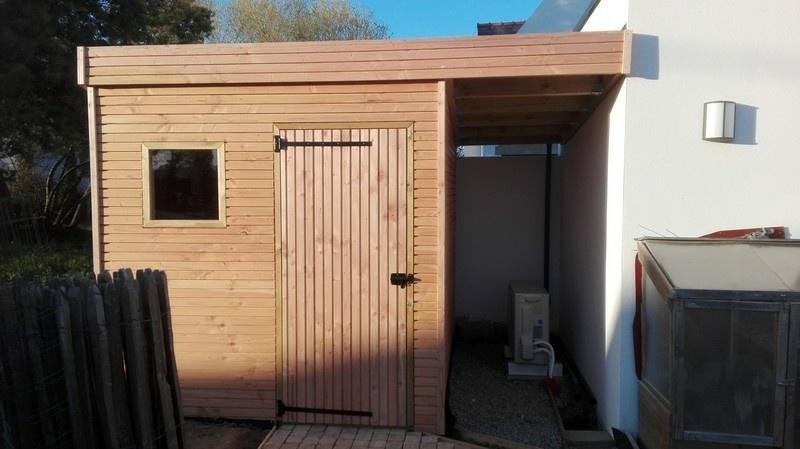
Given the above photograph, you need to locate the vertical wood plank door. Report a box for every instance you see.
[279,128,409,426]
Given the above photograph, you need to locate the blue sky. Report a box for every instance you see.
[362,1,543,39]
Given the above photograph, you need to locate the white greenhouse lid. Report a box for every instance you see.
[637,237,800,301]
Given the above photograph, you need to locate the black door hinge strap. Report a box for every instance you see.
[276,400,372,417]
[274,136,372,152]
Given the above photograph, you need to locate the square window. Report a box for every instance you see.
[142,142,226,227]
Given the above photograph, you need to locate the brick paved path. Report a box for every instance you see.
[262,425,475,449]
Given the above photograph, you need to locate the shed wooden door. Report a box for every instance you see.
[278,128,409,426]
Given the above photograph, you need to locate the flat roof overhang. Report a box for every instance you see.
[79,30,631,146]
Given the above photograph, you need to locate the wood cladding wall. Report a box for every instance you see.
[93,82,442,426]
[79,31,630,87]
[405,81,454,433]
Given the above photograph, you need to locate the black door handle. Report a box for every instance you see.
[390,273,415,288]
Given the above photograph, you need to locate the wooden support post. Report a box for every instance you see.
[68,284,98,449]
[99,277,133,447]
[54,287,85,449]
[20,285,56,447]
[120,272,155,449]
[138,269,179,449]
[0,285,34,448]
[154,270,186,449]
[85,281,119,448]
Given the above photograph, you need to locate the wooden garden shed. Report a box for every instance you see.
[78,30,631,434]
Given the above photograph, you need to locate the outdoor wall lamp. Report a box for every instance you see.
[703,101,736,142]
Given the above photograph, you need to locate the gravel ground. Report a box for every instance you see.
[448,332,563,449]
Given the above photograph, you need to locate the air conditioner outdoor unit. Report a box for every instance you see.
[508,280,549,364]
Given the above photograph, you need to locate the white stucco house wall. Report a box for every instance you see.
[523,0,800,437]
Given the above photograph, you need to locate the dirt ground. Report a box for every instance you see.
[183,419,273,449]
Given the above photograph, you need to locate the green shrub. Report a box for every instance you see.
[0,242,92,283]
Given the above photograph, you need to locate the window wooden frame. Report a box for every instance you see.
[142,142,226,228]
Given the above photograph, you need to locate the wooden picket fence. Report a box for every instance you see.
[0,269,185,449]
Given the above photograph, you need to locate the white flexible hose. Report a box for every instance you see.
[532,339,555,377]
[534,340,556,377]
[531,348,552,378]
[532,339,554,355]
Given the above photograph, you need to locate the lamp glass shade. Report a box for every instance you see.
[703,101,736,142]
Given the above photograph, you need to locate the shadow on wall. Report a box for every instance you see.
[179,349,409,426]
[732,104,758,145]
[453,157,547,323]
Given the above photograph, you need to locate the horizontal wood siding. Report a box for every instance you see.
[407,82,451,434]
[412,81,458,435]
[95,82,439,421]
[81,31,631,87]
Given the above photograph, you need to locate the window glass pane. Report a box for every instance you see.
[150,149,218,220]
[683,306,777,437]
[642,275,670,398]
